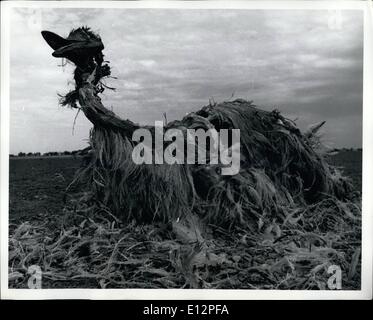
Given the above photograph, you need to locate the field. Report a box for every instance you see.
[328,149,362,192]
[9,156,81,223]
[8,150,362,289]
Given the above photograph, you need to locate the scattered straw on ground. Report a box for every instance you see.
[9,189,361,289]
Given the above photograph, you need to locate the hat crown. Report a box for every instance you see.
[66,27,101,43]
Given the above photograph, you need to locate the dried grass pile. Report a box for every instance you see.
[73,98,355,231]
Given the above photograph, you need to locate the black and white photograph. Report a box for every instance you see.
[1,1,372,300]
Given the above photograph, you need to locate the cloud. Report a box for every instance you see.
[9,8,363,154]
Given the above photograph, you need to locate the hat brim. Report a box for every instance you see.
[52,41,104,58]
[41,31,71,51]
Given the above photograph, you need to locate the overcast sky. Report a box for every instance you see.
[9,8,363,154]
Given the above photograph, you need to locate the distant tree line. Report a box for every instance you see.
[10,147,362,158]
[330,147,362,153]
[10,151,75,157]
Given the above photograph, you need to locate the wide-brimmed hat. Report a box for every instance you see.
[41,28,104,60]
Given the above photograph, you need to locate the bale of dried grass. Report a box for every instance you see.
[73,96,353,231]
